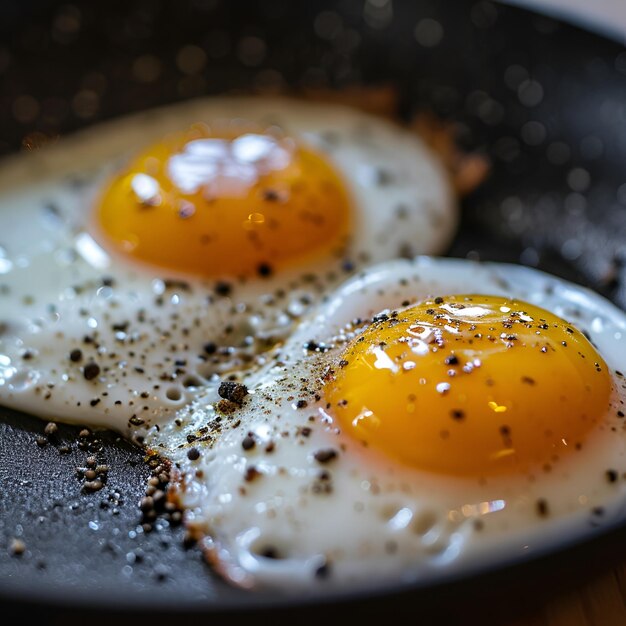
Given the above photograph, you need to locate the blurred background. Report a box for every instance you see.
[0,0,623,157]
[505,0,626,41]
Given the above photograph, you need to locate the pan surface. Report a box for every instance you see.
[1,0,626,620]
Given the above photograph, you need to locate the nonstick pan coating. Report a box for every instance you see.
[1,0,625,621]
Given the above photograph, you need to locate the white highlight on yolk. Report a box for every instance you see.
[166,134,293,196]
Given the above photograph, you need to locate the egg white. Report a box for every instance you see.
[151,257,626,591]
[0,97,455,437]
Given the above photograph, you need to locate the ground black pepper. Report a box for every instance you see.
[313,448,338,464]
[187,447,200,461]
[83,361,101,381]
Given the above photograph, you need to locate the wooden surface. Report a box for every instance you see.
[474,536,626,626]
[510,570,626,626]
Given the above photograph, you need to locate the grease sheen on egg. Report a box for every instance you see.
[327,295,611,475]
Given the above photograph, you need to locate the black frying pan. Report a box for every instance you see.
[1,1,626,623]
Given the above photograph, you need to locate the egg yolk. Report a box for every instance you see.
[325,295,612,476]
[94,123,352,278]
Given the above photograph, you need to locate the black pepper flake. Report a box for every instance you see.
[304,341,330,353]
[500,425,512,446]
[312,470,333,494]
[296,400,308,409]
[214,281,232,297]
[203,342,217,355]
[434,297,444,304]
[606,469,618,483]
[536,499,549,517]
[374,168,393,186]
[69,349,83,362]
[618,411,625,418]
[187,447,200,461]
[313,448,338,464]
[262,189,280,202]
[218,381,249,405]
[83,361,101,381]
[444,355,459,366]
[89,398,101,407]
[521,376,535,385]
[242,434,256,451]
[257,262,273,277]
[450,409,465,421]
[244,466,261,482]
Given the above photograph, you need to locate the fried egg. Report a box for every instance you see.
[0,97,455,438]
[151,257,626,590]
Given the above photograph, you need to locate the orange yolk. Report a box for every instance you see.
[94,123,352,278]
[325,295,612,476]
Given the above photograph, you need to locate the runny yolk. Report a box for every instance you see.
[325,295,612,476]
[94,123,352,278]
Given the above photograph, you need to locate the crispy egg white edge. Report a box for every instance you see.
[153,257,626,591]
